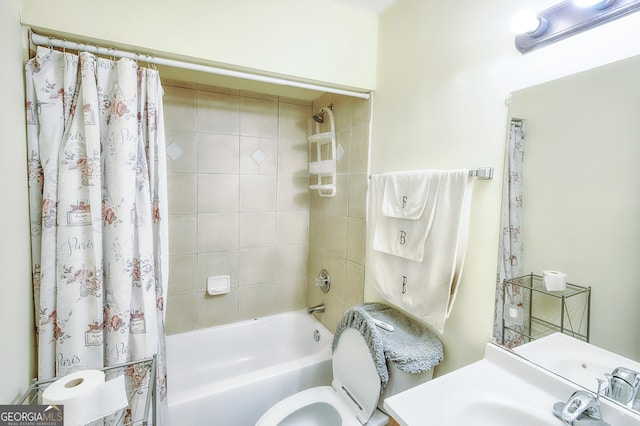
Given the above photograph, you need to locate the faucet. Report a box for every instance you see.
[554,378,612,426]
[602,367,640,410]
[306,304,325,315]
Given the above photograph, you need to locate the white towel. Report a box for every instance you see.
[380,171,435,219]
[373,171,439,262]
[367,170,473,333]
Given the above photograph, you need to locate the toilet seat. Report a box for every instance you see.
[255,386,363,426]
[256,328,384,426]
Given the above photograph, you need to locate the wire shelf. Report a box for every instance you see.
[20,355,156,426]
[502,273,591,347]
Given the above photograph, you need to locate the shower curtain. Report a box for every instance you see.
[493,119,526,348]
[26,46,169,425]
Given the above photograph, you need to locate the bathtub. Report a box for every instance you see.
[166,310,333,426]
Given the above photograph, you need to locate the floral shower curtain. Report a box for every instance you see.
[26,46,169,425]
[493,119,526,348]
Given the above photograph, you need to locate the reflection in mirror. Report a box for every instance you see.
[495,53,640,410]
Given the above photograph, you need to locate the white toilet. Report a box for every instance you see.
[255,327,433,426]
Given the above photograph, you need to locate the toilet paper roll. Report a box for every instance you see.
[43,369,128,426]
[542,270,567,292]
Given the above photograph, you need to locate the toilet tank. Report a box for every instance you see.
[378,362,434,411]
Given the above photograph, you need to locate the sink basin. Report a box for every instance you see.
[514,333,640,392]
[384,342,640,426]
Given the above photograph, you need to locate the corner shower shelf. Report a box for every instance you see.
[308,114,337,197]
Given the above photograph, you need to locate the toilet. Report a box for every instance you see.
[255,327,433,426]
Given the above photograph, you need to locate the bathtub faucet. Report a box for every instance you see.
[306,304,325,315]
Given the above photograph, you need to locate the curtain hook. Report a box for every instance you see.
[47,36,53,49]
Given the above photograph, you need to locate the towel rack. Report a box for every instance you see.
[369,167,494,180]
[468,167,494,180]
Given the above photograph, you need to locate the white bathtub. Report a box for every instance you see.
[166,310,333,426]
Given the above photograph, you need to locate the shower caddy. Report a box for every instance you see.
[20,355,156,426]
[308,105,337,197]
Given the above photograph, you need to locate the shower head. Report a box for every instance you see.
[312,111,325,123]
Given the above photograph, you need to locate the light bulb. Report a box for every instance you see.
[510,10,548,37]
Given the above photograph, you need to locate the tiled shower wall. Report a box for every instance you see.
[163,81,312,334]
[306,93,370,332]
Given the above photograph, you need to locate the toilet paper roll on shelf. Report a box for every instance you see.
[542,270,567,292]
[42,369,128,426]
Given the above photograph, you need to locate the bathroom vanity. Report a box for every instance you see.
[384,336,640,425]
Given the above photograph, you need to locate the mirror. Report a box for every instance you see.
[497,52,640,405]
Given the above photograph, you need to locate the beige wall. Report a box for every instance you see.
[370,0,640,377]
[0,0,35,403]
[163,81,312,333]
[511,55,640,361]
[19,0,378,91]
[306,94,371,331]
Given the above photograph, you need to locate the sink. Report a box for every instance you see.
[384,342,640,426]
[514,333,640,392]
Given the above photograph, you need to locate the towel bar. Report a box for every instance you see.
[368,167,494,180]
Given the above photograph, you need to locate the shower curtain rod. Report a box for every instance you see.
[30,32,371,100]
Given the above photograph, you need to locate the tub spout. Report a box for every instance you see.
[307,304,325,315]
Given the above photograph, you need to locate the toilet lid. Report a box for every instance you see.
[332,328,381,424]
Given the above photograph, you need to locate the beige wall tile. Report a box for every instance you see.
[345,261,365,306]
[346,217,366,265]
[279,102,312,140]
[275,278,307,313]
[332,96,353,133]
[166,293,198,334]
[277,176,310,211]
[198,251,239,292]
[239,136,278,175]
[239,248,276,285]
[348,173,367,219]
[324,214,347,257]
[168,173,197,214]
[166,130,197,173]
[308,211,325,249]
[197,91,240,134]
[240,97,278,137]
[277,211,308,246]
[197,133,240,174]
[240,175,277,212]
[277,245,308,281]
[164,86,197,131]
[352,98,371,127]
[335,130,352,174]
[350,124,370,173]
[198,174,239,213]
[169,214,197,255]
[239,212,276,248]
[198,214,239,252]
[239,283,276,320]
[278,138,308,176]
[198,290,239,328]
[168,254,198,296]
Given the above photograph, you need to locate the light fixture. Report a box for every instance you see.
[574,0,616,9]
[510,10,549,37]
[513,0,640,54]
